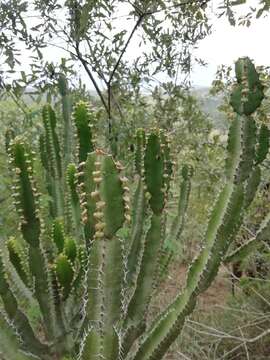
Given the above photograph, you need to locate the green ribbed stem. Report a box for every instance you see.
[132,110,253,360]
[41,104,64,218]
[81,151,126,360]
[58,74,72,168]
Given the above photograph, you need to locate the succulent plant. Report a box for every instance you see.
[0,58,269,360]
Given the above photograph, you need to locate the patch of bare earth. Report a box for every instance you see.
[149,262,231,359]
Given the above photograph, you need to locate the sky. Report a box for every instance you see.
[78,0,269,90]
[81,0,269,89]
[4,1,270,90]
[191,1,269,87]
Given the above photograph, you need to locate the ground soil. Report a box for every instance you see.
[149,262,231,359]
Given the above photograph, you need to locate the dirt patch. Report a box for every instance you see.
[149,262,231,359]
[152,262,230,312]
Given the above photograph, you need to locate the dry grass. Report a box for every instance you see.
[150,262,270,360]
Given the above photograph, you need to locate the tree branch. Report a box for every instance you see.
[108,14,145,85]
[86,39,107,81]
[106,0,211,117]
[143,0,211,16]
[75,41,109,116]
[107,13,145,124]
[111,91,125,121]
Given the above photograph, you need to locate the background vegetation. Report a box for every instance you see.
[1,1,270,359]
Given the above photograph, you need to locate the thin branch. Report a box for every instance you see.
[75,42,109,115]
[108,14,144,85]
[245,328,270,344]
[144,0,211,16]
[218,328,270,360]
[42,41,78,59]
[239,326,250,360]
[107,13,145,123]
[111,91,125,121]
[176,351,192,360]
[86,39,107,82]
[187,321,270,344]
[54,22,111,115]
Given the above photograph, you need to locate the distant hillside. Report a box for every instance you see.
[191,86,227,131]
[1,85,228,131]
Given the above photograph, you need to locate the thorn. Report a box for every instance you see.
[96,201,105,209]
[90,191,99,199]
[94,161,101,168]
[95,231,104,239]
[93,177,102,184]
[95,223,105,231]
[120,176,128,183]
[94,212,103,220]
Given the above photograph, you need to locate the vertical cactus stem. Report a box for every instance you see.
[27,245,60,340]
[126,129,165,325]
[173,165,193,232]
[160,130,173,193]
[42,105,62,179]
[99,154,125,238]
[144,129,165,214]
[9,139,63,341]
[72,245,87,292]
[58,74,72,168]
[225,116,242,182]
[82,151,125,360]
[126,214,162,322]
[132,126,146,272]
[39,134,49,172]
[66,163,84,241]
[64,237,77,263]
[243,123,270,208]
[163,164,193,274]
[126,177,146,285]
[52,218,65,253]
[73,101,95,163]
[9,138,40,247]
[41,104,64,218]
[156,131,175,285]
[135,128,146,176]
[55,254,74,300]
[237,115,256,183]
[5,128,15,154]
[256,123,270,165]
[79,154,97,245]
[83,236,104,359]
[132,58,264,360]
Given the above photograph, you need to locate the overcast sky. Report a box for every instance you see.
[81,1,269,89]
[191,1,269,86]
[86,0,269,89]
[6,1,270,90]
